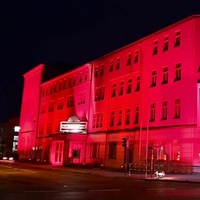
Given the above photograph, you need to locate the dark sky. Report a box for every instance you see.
[0,0,200,121]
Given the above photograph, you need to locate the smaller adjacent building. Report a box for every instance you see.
[0,118,19,159]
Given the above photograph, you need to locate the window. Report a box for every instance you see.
[134,106,139,124]
[48,101,54,112]
[100,64,104,76]
[126,54,131,66]
[99,113,103,127]
[163,37,169,51]
[109,142,117,159]
[116,58,120,70]
[150,70,156,87]
[109,60,113,72]
[134,50,139,63]
[57,98,64,110]
[72,149,80,158]
[67,95,74,107]
[172,140,180,161]
[117,110,122,126]
[90,143,100,158]
[174,31,180,47]
[111,84,116,98]
[152,41,158,55]
[125,108,131,125]
[135,76,140,92]
[174,99,180,118]
[94,66,98,78]
[157,146,167,160]
[162,67,168,84]
[127,79,132,94]
[110,111,115,127]
[79,92,86,105]
[174,63,181,81]
[95,86,105,101]
[40,104,46,114]
[119,81,124,96]
[161,101,167,120]
[150,103,156,121]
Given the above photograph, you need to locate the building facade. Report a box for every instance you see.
[18,15,200,170]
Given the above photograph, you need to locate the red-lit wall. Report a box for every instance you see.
[18,15,200,170]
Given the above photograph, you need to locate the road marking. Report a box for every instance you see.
[0,165,12,169]
[20,169,37,173]
[89,189,121,192]
[23,190,59,193]
[147,188,175,191]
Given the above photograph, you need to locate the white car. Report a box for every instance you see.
[154,170,165,178]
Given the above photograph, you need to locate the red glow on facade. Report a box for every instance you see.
[18,15,200,170]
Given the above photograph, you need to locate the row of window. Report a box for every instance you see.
[91,99,180,129]
[41,72,89,97]
[152,31,180,55]
[40,93,86,113]
[109,99,180,127]
[108,140,180,161]
[94,31,181,77]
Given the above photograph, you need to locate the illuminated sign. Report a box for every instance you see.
[60,116,87,134]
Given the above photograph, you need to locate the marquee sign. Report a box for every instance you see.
[60,116,87,134]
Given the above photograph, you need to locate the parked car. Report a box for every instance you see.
[154,170,165,178]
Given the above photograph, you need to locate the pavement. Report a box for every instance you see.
[1,160,200,183]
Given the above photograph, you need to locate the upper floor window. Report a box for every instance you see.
[127,79,132,94]
[150,103,156,122]
[40,104,46,114]
[134,50,139,63]
[48,101,55,112]
[109,60,114,72]
[174,63,181,81]
[116,58,120,70]
[126,54,131,66]
[67,95,74,107]
[78,92,86,105]
[134,106,139,124]
[152,41,158,55]
[125,108,131,125]
[119,81,124,96]
[57,98,64,110]
[94,66,98,78]
[93,113,103,128]
[161,101,167,120]
[95,86,105,101]
[117,110,122,126]
[100,64,104,76]
[174,31,180,47]
[162,67,168,84]
[110,111,115,127]
[135,76,140,92]
[174,99,181,118]
[150,70,157,87]
[163,37,169,51]
[111,84,116,98]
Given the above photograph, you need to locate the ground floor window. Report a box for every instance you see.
[109,142,117,159]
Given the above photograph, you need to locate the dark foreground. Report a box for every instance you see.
[0,162,200,200]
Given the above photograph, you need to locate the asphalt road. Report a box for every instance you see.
[0,162,200,200]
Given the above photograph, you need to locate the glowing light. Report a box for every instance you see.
[14,126,20,132]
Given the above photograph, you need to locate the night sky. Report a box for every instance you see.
[1,0,200,121]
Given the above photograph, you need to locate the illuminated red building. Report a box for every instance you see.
[18,15,200,170]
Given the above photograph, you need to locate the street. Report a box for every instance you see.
[0,162,200,200]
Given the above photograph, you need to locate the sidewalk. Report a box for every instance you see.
[1,160,200,183]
